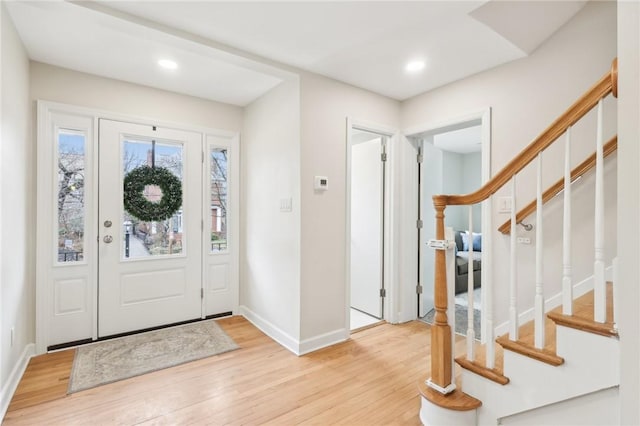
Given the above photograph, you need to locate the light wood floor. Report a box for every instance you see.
[3,317,448,425]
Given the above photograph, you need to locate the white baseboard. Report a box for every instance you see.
[1,343,35,421]
[238,305,301,355]
[298,328,348,355]
[238,305,349,356]
[495,266,613,337]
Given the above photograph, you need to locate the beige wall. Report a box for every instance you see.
[299,73,400,340]
[241,78,301,347]
[616,0,640,423]
[401,1,618,328]
[1,1,33,400]
[30,62,243,132]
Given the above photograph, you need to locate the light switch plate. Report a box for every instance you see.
[498,196,512,213]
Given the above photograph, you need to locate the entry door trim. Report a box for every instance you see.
[35,101,239,354]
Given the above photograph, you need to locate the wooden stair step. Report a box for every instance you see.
[455,356,509,385]
[496,334,564,366]
[418,376,482,411]
[547,311,617,337]
[547,282,616,337]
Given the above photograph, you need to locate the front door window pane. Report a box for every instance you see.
[123,139,183,259]
[57,129,85,263]
[210,148,228,252]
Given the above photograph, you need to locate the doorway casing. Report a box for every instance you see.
[345,118,399,332]
[35,101,240,353]
[403,108,492,343]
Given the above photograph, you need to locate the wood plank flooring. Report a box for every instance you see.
[3,317,446,425]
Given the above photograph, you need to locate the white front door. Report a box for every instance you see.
[98,120,203,337]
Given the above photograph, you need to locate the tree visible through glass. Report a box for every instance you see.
[122,139,183,259]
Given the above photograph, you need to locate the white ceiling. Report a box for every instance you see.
[6,1,587,106]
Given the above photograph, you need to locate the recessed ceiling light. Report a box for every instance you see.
[158,59,178,70]
[405,60,426,73]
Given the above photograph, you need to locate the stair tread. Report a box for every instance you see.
[418,375,482,411]
[455,355,509,385]
[547,282,616,337]
[496,334,565,366]
[455,284,614,383]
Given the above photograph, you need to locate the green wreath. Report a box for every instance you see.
[123,166,182,222]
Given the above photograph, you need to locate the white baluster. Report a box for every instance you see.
[562,127,573,315]
[613,257,619,331]
[484,197,495,369]
[509,176,519,340]
[594,99,606,323]
[445,227,456,384]
[535,153,545,349]
[467,207,475,360]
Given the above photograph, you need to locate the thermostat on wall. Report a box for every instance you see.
[314,176,329,191]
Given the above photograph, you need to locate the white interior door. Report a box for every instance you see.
[350,135,385,319]
[98,120,203,337]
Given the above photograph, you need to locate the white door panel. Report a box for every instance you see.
[98,120,202,337]
[350,137,384,318]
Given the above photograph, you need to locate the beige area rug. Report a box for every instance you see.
[68,319,238,393]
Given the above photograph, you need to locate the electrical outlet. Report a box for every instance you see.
[517,237,531,244]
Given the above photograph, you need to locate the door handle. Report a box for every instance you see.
[103,235,113,244]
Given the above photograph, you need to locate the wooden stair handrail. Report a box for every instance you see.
[498,135,618,234]
[432,58,617,208]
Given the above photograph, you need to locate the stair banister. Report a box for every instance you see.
[498,135,618,235]
[594,99,606,323]
[424,58,617,396]
[466,207,475,360]
[562,128,573,315]
[534,153,545,349]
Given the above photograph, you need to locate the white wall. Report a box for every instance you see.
[462,152,482,231]
[442,151,465,230]
[241,79,301,349]
[30,62,243,131]
[616,0,640,423]
[500,387,620,426]
[299,72,399,341]
[401,1,618,327]
[1,2,33,412]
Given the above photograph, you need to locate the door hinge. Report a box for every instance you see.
[416,285,423,295]
[417,219,423,229]
[201,288,204,299]
[417,154,423,163]
[381,152,387,162]
[201,219,204,231]
[380,288,386,298]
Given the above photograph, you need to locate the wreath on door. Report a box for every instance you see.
[123,166,182,222]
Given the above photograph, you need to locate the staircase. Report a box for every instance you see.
[418,59,619,425]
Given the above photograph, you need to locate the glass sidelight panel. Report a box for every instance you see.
[210,148,228,252]
[57,129,86,263]
[57,129,86,262]
[122,139,184,259]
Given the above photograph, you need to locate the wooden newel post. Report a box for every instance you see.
[428,196,454,393]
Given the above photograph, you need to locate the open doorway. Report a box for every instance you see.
[406,110,491,342]
[347,127,389,332]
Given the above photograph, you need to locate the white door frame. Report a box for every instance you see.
[345,118,399,331]
[35,100,239,354]
[403,108,492,343]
